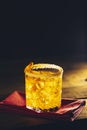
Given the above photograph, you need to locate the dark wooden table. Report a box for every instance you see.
[0,58,87,130]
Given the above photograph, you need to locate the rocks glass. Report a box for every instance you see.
[24,62,63,112]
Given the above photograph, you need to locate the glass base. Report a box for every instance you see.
[26,105,59,113]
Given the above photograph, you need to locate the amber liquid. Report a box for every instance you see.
[25,68,63,111]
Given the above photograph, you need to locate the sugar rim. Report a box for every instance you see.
[32,63,62,71]
[25,63,63,77]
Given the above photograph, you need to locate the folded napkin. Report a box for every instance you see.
[0,91,86,121]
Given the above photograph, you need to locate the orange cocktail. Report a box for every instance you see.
[24,62,63,112]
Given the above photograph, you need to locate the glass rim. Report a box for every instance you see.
[24,62,63,77]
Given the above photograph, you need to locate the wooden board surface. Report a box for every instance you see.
[62,62,87,119]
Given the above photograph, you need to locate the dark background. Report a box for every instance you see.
[0,1,86,61]
[0,2,87,130]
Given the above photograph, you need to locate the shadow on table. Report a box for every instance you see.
[10,119,87,130]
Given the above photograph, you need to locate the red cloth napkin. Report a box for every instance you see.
[0,91,86,121]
